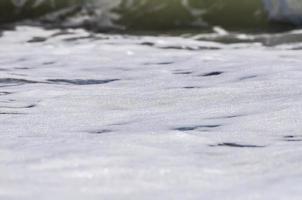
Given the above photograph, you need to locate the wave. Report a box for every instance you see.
[264,0,302,24]
[1,0,302,32]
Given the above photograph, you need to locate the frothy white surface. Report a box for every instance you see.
[1,27,302,199]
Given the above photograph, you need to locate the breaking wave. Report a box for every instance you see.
[1,0,302,32]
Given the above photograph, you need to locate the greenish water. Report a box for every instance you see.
[0,0,83,23]
[0,0,300,32]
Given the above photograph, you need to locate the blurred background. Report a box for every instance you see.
[0,0,302,32]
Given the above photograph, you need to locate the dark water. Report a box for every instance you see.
[1,0,301,32]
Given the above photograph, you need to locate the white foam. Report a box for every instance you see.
[1,26,302,199]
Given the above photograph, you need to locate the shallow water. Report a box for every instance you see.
[1,26,302,199]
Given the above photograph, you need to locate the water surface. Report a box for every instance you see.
[0,26,302,199]
[1,0,302,32]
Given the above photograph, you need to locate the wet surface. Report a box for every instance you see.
[0,78,40,85]
[174,125,221,132]
[210,143,266,148]
[239,75,258,81]
[282,135,302,142]
[201,71,224,77]
[1,26,302,200]
[88,129,113,134]
[47,79,120,85]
